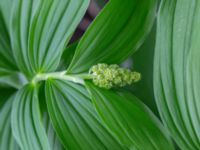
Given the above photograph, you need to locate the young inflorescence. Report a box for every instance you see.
[89,63,141,89]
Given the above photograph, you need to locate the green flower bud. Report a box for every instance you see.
[130,72,141,82]
[89,64,141,89]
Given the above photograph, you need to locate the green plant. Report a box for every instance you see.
[0,0,199,150]
[154,0,200,150]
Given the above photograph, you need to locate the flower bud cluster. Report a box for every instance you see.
[89,64,141,89]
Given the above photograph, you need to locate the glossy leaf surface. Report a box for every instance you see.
[68,0,157,73]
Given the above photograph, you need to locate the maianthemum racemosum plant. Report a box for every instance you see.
[0,0,200,150]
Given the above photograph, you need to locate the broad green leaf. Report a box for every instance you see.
[38,84,64,150]
[86,82,174,150]
[154,0,200,149]
[67,0,157,73]
[0,71,27,89]
[10,0,89,78]
[45,79,125,150]
[0,95,20,150]
[43,112,64,150]
[0,4,23,89]
[11,84,50,150]
[0,6,17,72]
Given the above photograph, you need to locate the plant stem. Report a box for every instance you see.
[31,71,93,85]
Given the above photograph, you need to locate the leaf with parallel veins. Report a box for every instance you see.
[68,0,157,73]
[10,0,89,78]
[45,79,126,150]
[154,0,200,149]
[86,82,174,150]
[0,95,20,150]
[11,84,50,150]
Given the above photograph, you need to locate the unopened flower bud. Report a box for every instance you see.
[89,64,141,89]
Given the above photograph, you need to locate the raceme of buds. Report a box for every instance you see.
[89,64,141,89]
